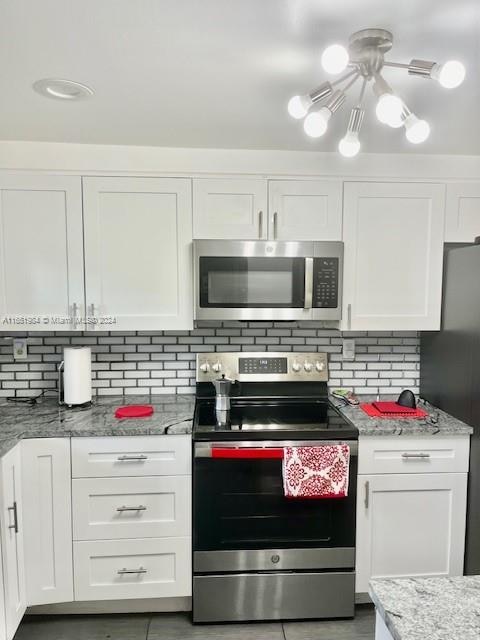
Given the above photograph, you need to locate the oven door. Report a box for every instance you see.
[194,240,315,320]
[193,440,357,555]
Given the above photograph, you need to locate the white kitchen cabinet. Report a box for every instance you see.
[72,475,191,541]
[21,439,73,606]
[356,472,467,594]
[71,435,191,478]
[73,537,191,601]
[0,444,26,640]
[0,174,84,331]
[342,182,446,330]
[268,180,342,241]
[445,182,480,242]
[83,177,193,331]
[193,177,267,239]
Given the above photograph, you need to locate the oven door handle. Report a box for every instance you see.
[211,447,284,459]
[194,441,358,458]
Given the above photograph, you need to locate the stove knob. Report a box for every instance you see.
[315,361,325,372]
[199,362,210,374]
[292,361,301,373]
[212,362,222,373]
[304,362,313,372]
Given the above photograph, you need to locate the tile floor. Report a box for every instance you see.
[14,606,375,640]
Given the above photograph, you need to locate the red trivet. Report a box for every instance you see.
[360,403,428,419]
[115,405,154,419]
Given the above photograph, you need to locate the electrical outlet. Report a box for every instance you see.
[13,338,27,360]
[342,338,355,361]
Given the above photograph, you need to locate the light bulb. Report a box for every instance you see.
[404,114,430,144]
[338,132,360,157]
[303,107,330,138]
[321,44,349,75]
[376,93,404,126]
[434,60,466,89]
[287,94,313,119]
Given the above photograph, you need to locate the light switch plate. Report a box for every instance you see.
[13,338,27,360]
[342,338,355,361]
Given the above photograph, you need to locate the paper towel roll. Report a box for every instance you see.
[63,347,92,406]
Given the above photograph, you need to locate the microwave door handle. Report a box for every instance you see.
[304,258,314,310]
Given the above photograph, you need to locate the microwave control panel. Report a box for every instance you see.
[313,257,339,308]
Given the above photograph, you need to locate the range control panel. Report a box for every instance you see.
[196,352,328,382]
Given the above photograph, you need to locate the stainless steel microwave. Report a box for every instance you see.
[193,240,343,321]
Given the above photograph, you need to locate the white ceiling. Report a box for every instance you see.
[0,0,479,154]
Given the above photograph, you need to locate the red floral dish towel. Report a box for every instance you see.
[282,445,350,499]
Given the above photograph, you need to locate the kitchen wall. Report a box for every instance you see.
[0,322,419,398]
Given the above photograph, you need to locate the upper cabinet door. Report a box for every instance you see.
[83,177,193,331]
[342,182,446,331]
[193,178,267,239]
[268,180,342,241]
[0,175,84,331]
[445,182,480,242]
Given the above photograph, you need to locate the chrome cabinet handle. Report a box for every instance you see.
[117,454,148,461]
[258,211,263,238]
[89,303,96,317]
[117,567,147,575]
[347,303,352,330]
[272,212,278,239]
[116,505,147,512]
[304,258,314,310]
[364,481,370,510]
[8,502,18,534]
[401,452,431,459]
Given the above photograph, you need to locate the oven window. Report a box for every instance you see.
[194,456,357,551]
[199,257,305,308]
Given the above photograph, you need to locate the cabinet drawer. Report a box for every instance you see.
[71,436,191,478]
[358,436,470,475]
[72,476,191,541]
[73,537,191,601]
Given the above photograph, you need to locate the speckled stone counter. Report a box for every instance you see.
[370,577,480,640]
[331,395,473,436]
[0,395,195,458]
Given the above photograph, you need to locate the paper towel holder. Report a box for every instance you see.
[57,358,93,408]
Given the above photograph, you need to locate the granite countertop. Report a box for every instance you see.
[0,395,195,458]
[370,577,480,640]
[331,395,473,436]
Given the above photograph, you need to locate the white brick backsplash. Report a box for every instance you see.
[0,325,420,397]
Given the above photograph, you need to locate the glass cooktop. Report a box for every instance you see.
[193,399,358,441]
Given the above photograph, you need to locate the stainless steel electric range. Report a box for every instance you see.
[192,352,358,623]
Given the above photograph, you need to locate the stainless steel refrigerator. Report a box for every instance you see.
[420,243,480,574]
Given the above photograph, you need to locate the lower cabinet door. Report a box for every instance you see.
[0,445,26,640]
[356,473,468,594]
[21,438,74,606]
[73,537,192,601]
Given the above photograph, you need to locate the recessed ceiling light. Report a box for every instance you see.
[32,78,94,101]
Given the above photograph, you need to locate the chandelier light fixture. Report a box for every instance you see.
[287,28,466,157]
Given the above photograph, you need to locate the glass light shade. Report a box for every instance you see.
[338,132,360,157]
[303,107,331,137]
[287,94,313,119]
[435,60,466,89]
[321,45,349,74]
[375,93,404,126]
[404,115,430,144]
